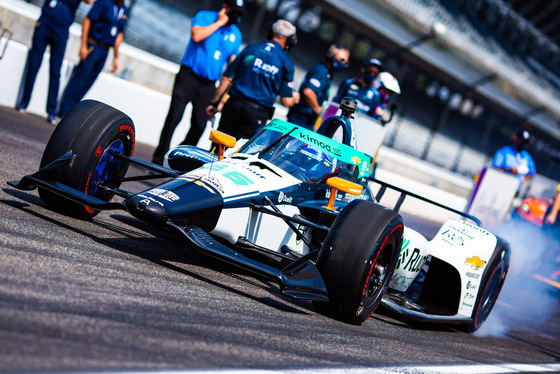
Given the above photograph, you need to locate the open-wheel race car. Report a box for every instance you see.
[8,99,510,332]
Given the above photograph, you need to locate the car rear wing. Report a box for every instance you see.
[369,176,482,227]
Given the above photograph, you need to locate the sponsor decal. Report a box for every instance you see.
[253,57,280,75]
[466,281,477,290]
[186,175,223,194]
[300,148,322,161]
[389,274,416,288]
[278,191,293,204]
[120,124,134,137]
[346,194,367,202]
[147,189,180,202]
[298,132,343,157]
[296,224,307,245]
[466,256,486,270]
[262,119,371,178]
[404,248,428,272]
[350,156,361,164]
[223,171,254,186]
[242,165,266,180]
[456,219,491,236]
[440,229,466,246]
[440,220,492,247]
[309,78,321,88]
[396,238,427,272]
[464,292,475,300]
[465,272,481,279]
[399,238,410,255]
[137,194,164,207]
[69,153,77,167]
[461,302,474,308]
[356,101,372,113]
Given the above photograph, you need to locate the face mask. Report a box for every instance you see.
[516,142,529,151]
[332,59,346,73]
[362,73,375,85]
[226,12,242,26]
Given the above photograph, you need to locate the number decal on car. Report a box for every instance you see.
[223,171,255,186]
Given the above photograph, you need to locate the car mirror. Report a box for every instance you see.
[324,176,363,210]
[209,130,237,160]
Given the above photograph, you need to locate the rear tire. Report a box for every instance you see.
[39,100,135,220]
[461,238,510,333]
[314,200,403,325]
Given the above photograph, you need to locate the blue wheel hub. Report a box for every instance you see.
[91,139,125,196]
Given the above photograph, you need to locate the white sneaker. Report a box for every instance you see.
[47,115,59,126]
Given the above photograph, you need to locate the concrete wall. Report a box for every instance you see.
[0,0,178,93]
[0,38,203,149]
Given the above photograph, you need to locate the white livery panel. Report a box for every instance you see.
[185,156,303,249]
[427,218,497,317]
[389,227,429,292]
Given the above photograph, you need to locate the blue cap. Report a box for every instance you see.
[364,58,383,69]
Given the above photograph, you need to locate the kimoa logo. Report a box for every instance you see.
[298,133,342,156]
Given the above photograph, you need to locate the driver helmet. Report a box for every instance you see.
[378,72,401,94]
[294,144,333,181]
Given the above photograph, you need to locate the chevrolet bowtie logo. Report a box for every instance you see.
[351,156,361,164]
[466,256,486,270]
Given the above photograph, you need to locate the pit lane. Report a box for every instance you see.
[0,105,559,373]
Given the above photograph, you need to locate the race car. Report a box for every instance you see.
[8,99,510,332]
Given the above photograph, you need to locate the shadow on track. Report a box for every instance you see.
[1,187,311,317]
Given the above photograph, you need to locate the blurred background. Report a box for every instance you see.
[19,0,560,185]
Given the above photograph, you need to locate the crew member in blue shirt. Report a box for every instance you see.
[15,0,93,125]
[57,0,128,119]
[334,58,383,118]
[286,44,349,129]
[492,130,536,188]
[151,0,244,165]
[206,19,300,140]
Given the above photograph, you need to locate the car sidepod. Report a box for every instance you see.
[425,218,499,320]
[389,227,430,293]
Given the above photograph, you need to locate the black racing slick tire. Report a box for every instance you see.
[314,200,403,325]
[38,100,135,220]
[461,238,510,333]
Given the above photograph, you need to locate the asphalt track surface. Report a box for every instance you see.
[1,105,559,373]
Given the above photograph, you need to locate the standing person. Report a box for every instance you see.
[333,58,383,118]
[151,0,245,165]
[286,44,350,129]
[492,130,536,188]
[373,71,400,122]
[15,0,93,125]
[56,0,129,119]
[206,19,300,140]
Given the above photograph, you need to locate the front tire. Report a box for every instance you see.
[461,238,510,333]
[39,100,135,220]
[314,200,403,325]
